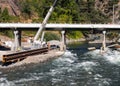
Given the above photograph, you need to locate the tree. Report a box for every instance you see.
[1,8,10,22]
[107,31,119,42]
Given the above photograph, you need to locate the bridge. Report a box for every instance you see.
[0,23,120,52]
[0,23,120,30]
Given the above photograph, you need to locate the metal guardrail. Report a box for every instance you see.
[2,47,48,64]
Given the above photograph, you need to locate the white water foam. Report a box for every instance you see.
[50,61,103,85]
[50,68,66,76]
[93,74,111,86]
[63,50,77,62]
[77,61,98,71]
[52,78,62,84]
[103,49,120,65]
[84,73,111,86]
[13,72,47,84]
[73,61,97,70]
[14,77,39,83]
[49,50,112,85]
[86,48,120,65]
[0,77,15,86]
[51,50,98,73]
[85,49,102,59]
[52,50,78,67]
[63,50,77,57]
[50,61,98,77]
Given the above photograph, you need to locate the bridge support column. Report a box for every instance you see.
[60,31,66,51]
[13,29,21,51]
[101,31,106,53]
[103,31,106,50]
[61,31,65,44]
[64,31,67,45]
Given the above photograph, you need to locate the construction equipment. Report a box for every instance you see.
[34,0,58,43]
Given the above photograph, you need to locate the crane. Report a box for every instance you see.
[34,0,58,43]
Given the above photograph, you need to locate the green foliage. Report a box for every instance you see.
[0,8,19,22]
[0,8,10,22]
[107,32,119,41]
[0,0,116,23]
[13,0,114,24]
[76,0,111,23]
[23,31,36,36]
[44,32,60,41]
[67,31,84,39]
[1,30,14,38]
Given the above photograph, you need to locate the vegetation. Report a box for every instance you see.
[44,32,60,41]
[0,8,19,22]
[67,31,84,39]
[0,30,14,38]
[107,31,119,42]
[17,0,112,23]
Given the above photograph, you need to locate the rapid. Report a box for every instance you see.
[0,42,120,86]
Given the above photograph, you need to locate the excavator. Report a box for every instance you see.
[33,0,58,48]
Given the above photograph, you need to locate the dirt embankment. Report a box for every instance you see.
[0,35,12,42]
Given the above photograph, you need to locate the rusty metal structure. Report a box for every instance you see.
[2,47,49,64]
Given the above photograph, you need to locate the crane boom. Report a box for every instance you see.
[34,0,58,41]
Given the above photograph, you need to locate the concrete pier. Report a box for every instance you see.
[13,29,21,51]
[100,31,109,54]
[60,31,66,51]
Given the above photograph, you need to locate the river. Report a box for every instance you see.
[0,42,120,86]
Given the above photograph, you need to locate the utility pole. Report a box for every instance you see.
[113,4,120,24]
[113,5,115,24]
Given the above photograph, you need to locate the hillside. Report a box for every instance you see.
[95,0,120,24]
[0,0,119,23]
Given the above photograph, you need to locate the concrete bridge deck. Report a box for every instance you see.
[0,23,120,30]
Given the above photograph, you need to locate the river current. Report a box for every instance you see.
[0,42,120,86]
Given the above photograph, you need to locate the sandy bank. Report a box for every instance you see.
[0,50,64,68]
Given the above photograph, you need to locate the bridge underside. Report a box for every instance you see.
[0,27,120,31]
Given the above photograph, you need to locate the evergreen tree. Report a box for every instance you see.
[1,8,10,22]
